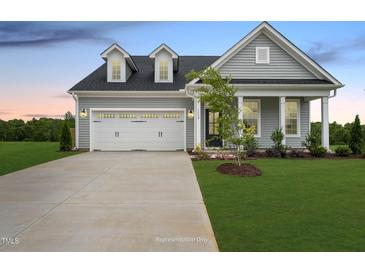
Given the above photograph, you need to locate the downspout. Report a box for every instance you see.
[329,89,337,98]
[71,92,79,150]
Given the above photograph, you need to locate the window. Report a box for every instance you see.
[285,100,300,136]
[208,111,219,135]
[112,60,121,80]
[256,47,270,64]
[159,60,168,81]
[243,99,260,136]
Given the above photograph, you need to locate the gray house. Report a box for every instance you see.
[68,22,343,151]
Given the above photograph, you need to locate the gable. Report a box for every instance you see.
[219,34,317,79]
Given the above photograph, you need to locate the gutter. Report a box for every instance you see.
[71,92,79,150]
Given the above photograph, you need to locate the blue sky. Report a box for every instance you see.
[0,21,364,123]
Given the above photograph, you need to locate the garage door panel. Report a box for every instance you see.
[92,110,185,151]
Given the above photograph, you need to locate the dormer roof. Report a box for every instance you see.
[100,43,138,72]
[149,43,179,72]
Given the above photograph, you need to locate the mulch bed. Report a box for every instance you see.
[216,163,262,177]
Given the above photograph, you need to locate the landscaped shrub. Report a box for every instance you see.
[59,122,72,151]
[303,131,326,157]
[270,128,288,158]
[242,125,258,157]
[335,146,351,157]
[349,115,363,154]
[311,146,327,158]
[193,144,210,160]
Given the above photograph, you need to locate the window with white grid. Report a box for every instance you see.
[285,100,300,136]
[112,60,121,80]
[159,60,168,81]
[243,100,260,136]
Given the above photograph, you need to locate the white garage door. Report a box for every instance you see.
[91,110,185,151]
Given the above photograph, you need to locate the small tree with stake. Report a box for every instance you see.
[187,68,257,166]
[349,114,363,154]
[59,121,72,151]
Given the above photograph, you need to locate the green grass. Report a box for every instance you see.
[0,142,82,176]
[193,159,365,251]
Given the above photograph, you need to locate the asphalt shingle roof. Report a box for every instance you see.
[69,56,219,91]
[69,55,333,92]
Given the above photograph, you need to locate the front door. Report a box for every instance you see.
[205,109,222,147]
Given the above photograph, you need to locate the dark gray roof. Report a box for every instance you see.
[69,56,219,91]
[221,79,333,85]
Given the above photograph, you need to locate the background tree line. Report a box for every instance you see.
[0,111,75,142]
[311,120,365,145]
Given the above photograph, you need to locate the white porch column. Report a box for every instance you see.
[321,96,329,149]
[279,96,286,145]
[194,97,201,147]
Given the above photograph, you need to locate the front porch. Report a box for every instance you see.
[193,94,330,150]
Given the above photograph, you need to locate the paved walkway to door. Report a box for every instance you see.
[0,152,218,251]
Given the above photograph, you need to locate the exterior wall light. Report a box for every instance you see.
[187,110,194,119]
[80,108,88,118]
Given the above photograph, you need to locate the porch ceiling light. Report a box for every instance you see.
[80,108,88,118]
[187,110,194,119]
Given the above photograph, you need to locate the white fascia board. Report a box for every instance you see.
[234,90,331,97]
[186,83,341,91]
[70,90,188,97]
[149,43,178,59]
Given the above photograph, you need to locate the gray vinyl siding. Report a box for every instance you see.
[259,97,279,148]
[201,97,309,149]
[78,97,194,149]
[257,97,309,148]
[219,34,316,79]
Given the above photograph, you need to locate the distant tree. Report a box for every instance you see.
[349,115,363,154]
[64,111,75,128]
[0,120,7,141]
[59,122,72,151]
[6,119,26,141]
[311,122,321,138]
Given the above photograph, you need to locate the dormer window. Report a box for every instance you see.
[112,60,121,80]
[149,44,179,83]
[256,47,270,64]
[159,60,168,81]
[100,43,138,83]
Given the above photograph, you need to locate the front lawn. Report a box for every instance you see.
[0,142,81,176]
[193,159,365,251]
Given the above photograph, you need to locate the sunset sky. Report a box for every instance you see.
[0,21,364,124]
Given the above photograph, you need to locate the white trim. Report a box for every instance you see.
[285,98,301,138]
[242,98,261,138]
[149,43,178,59]
[72,92,79,149]
[234,90,331,97]
[89,108,186,152]
[321,97,329,149]
[279,96,286,145]
[255,47,270,64]
[308,100,311,134]
[69,90,187,97]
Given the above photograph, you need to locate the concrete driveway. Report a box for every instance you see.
[0,152,217,251]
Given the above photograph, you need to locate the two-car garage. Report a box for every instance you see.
[90,109,186,151]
